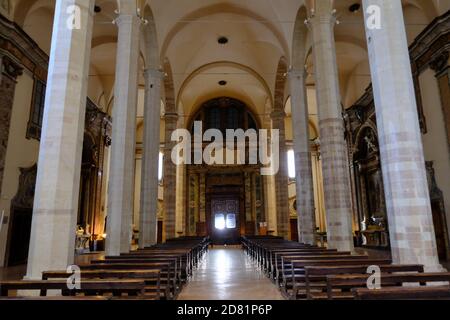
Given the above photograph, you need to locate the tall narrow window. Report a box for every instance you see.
[27,79,46,140]
[287,149,296,179]
[158,151,164,181]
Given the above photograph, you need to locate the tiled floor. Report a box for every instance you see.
[177,247,285,300]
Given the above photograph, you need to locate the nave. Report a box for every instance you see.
[178,247,284,300]
[1,0,450,305]
[2,236,450,300]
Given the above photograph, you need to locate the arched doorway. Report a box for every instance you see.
[185,97,265,244]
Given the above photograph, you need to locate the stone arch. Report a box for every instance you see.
[292,6,308,70]
[163,58,176,114]
[13,0,54,27]
[176,61,273,117]
[273,57,288,112]
[141,5,160,69]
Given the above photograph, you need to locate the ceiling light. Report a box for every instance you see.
[218,36,228,45]
[218,80,227,86]
[349,3,361,13]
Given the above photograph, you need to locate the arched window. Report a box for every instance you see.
[158,151,164,181]
[287,149,296,179]
[189,97,259,135]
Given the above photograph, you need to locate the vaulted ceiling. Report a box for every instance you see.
[9,0,447,127]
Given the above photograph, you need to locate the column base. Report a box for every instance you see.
[424,263,447,273]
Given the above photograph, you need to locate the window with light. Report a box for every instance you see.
[158,152,164,181]
[287,149,296,179]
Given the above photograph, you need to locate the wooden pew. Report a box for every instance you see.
[327,272,450,300]
[104,254,187,280]
[352,285,450,300]
[42,269,162,300]
[0,237,209,301]
[286,259,392,299]
[266,248,340,278]
[272,251,352,283]
[0,296,158,301]
[0,279,146,297]
[304,264,424,299]
[79,262,176,299]
[280,255,373,293]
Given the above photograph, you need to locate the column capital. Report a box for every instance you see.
[287,68,307,81]
[144,68,165,80]
[270,109,286,119]
[1,55,23,80]
[430,50,449,76]
[113,12,143,27]
[164,112,179,120]
[306,4,337,29]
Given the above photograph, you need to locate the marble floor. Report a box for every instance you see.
[177,247,285,300]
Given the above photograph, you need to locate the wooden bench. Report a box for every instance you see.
[327,272,450,300]
[0,279,146,297]
[286,259,392,299]
[42,269,162,300]
[267,249,341,279]
[280,255,374,291]
[304,264,424,299]
[273,251,353,283]
[352,285,450,300]
[79,262,176,299]
[0,296,159,301]
[97,256,185,282]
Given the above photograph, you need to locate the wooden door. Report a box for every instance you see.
[290,218,299,242]
[211,198,240,245]
[431,201,448,260]
[7,208,32,266]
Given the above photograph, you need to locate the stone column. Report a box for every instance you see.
[106,9,141,256]
[308,1,354,251]
[289,69,316,245]
[25,0,94,279]
[199,172,206,224]
[139,69,163,248]
[163,112,178,240]
[363,0,441,270]
[271,110,290,239]
[430,52,450,149]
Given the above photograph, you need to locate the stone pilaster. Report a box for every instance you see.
[308,1,354,251]
[163,112,178,240]
[139,69,163,248]
[106,11,141,256]
[199,172,206,223]
[0,56,22,196]
[430,52,450,150]
[289,69,316,245]
[271,110,290,239]
[25,0,94,279]
[363,0,441,270]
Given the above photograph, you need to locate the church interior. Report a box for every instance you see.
[0,0,450,302]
